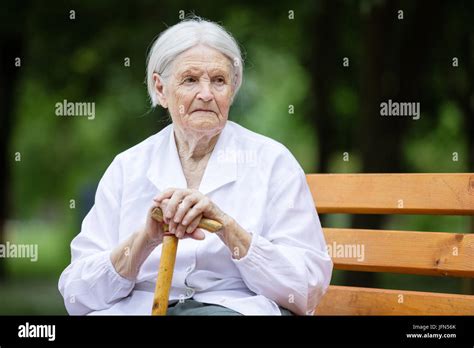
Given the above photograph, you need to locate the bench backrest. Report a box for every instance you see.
[306,173,474,315]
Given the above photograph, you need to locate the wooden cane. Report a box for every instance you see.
[150,207,223,315]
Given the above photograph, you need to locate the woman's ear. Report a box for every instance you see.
[153,73,168,108]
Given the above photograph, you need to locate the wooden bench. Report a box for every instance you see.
[306,173,474,315]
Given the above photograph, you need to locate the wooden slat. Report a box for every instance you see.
[315,285,474,315]
[323,228,474,277]
[307,173,474,215]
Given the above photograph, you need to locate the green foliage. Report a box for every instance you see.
[404,101,468,172]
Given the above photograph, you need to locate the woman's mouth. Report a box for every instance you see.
[192,109,215,114]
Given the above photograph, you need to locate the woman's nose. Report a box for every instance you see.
[197,82,214,102]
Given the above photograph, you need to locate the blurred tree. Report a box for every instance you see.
[0,0,31,280]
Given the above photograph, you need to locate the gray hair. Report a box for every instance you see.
[146,17,244,107]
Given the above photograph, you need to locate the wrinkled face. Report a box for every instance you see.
[154,45,235,135]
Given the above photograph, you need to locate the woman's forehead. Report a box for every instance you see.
[175,65,230,77]
[173,46,232,75]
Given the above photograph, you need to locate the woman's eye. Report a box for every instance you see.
[214,77,226,85]
[183,77,196,84]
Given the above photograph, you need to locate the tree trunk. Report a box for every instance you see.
[0,1,29,281]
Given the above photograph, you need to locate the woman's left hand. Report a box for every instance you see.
[153,188,229,239]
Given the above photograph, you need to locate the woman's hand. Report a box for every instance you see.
[143,201,167,245]
[154,188,229,239]
[153,188,251,260]
[151,195,207,240]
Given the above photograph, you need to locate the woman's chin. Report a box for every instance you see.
[187,118,224,133]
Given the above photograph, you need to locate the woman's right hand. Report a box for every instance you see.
[143,200,167,245]
[111,198,205,280]
[146,198,206,242]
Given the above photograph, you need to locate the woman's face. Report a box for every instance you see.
[154,45,234,136]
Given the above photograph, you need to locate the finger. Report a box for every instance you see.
[164,190,189,223]
[154,188,179,203]
[154,188,178,201]
[173,193,200,225]
[168,218,178,236]
[176,218,198,239]
[184,229,205,240]
[175,221,188,239]
[182,199,210,226]
[157,198,170,214]
[160,198,170,207]
[185,214,202,234]
[176,197,200,238]
[175,195,201,238]
[166,197,178,233]
[192,229,205,240]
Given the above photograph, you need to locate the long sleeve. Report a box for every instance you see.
[232,168,333,315]
[58,157,135,315]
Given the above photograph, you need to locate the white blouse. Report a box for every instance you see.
[58,121,333,315]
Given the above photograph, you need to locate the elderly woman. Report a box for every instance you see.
[58,18,333,316]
